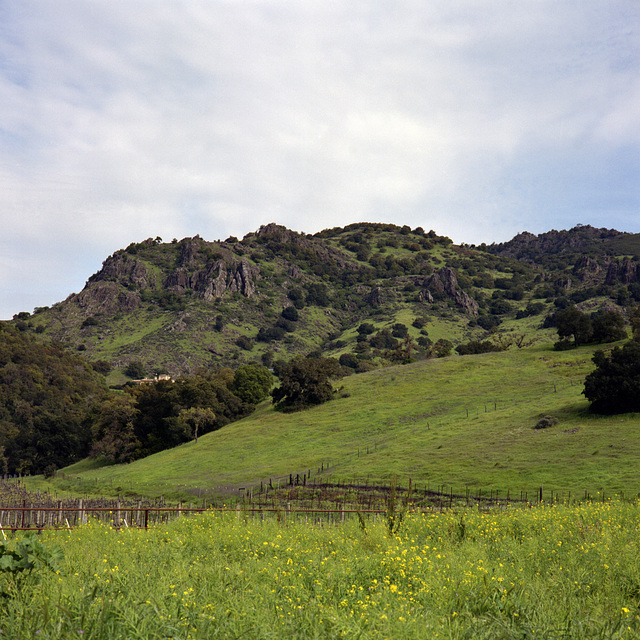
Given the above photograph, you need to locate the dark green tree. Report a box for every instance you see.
[281,306,299,322]
[591,310,627,344]
[583,340,640,414]
[90,394,140,463]
[271,357,345,412]
[124,360,146,379]
[554,306,593,347]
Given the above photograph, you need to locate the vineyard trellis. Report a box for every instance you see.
[0,474,617,533]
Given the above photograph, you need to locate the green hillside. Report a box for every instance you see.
[13,222,640,379]
[41,337,640,501]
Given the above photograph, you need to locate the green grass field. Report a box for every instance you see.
[37,338,640,503]
[3,501,640,639]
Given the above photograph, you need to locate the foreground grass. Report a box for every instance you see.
[4,502,640,639]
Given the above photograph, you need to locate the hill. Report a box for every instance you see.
[11,222,640,380]
[39,338,640,502]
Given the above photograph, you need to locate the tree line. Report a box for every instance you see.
[0,324,273,474]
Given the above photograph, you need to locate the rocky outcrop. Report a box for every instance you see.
[605,258,640,286]
[421,267,479,316]
[366,286,385,307]
[75,282,141,315]
[572,255,602,281]
[166,258,259,300]
[489,225,628,261]
[554,277,572,292]
[91,253,155,289]
[286,263,303,279]
[227,258,257,297]
[177,236,202,267]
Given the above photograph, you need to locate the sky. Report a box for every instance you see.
[1,1,639,320]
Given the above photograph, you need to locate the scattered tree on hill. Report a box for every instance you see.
[554,307,626,349]
[631,307,640,340]
[281,306,299,322]
[554,306,593,347]
[386,335,416,364]
[456,340,505,356]
[339,353,359,369]
[583,339,640,414]
[176,407,217,443]
[124,360,146,379]
[230,364,273,404]
[591,310,627,343]
[357,323,375,336]
[271,357,345,412]
[391,323,408,338]
[433,339,453,358]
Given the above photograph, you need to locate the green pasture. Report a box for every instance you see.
[38,339,640,502]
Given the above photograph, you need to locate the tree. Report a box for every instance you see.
[391,323,408,338]
[357,323,375,336]
[305,283,330,306]
[230,364,273,404]
[583,340,640,414]
[629,306,640,340]
[281,306,299,322]
[271,357,345,412]
[176,407,217,443]
[433,339,453,358]
[90,394,140,463]
[124,360,146,379]
[591,310,627,344]
[554,306,593,347]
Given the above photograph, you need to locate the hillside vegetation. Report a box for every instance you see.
[12,222,640,378]
[42,338,640,501]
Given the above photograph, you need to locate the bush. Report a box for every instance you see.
[456,340,504,356]
[281,306,299,322]
[534,415,558,430]
[391,323,408,338]
[43,464,57,479]
[235,335,254,351]
[338,353,359,369]
[91,360,112,375]
[477,314,502,331]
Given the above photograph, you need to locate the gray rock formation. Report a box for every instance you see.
[421,267,479,316]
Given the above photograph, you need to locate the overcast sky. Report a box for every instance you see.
[1,1,638,319]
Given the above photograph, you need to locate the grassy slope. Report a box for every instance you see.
[46,337,640,500]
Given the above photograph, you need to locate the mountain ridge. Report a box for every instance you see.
[11,222,640,378]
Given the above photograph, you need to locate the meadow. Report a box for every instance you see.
[38,339,640,503]
[3,501,640,639]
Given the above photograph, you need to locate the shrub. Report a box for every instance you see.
[534,415,558,429]
[281,306,299,322]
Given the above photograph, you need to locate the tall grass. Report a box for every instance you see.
[3,501,640,639]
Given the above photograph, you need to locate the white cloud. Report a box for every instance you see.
[1,0,638,318]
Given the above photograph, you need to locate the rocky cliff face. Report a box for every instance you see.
[74,282,142,315]
[421,267,479,316]
[169,257,258,299]
[76,236,259,316]
[605,258,640,286]
[91,252,156,290]
[488,225,628,260]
